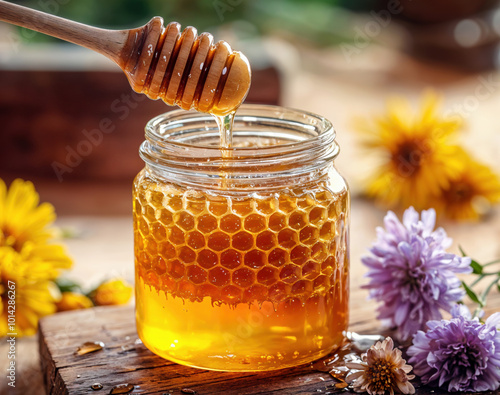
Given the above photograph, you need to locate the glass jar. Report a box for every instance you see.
[133,104,349,372]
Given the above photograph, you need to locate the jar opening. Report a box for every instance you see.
[140,104,339,190]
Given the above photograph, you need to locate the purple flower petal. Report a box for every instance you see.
[408,305,500,392]
[361,207,472,341]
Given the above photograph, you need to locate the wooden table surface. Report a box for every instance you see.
[1,198,500,394]
[37,301,500,395]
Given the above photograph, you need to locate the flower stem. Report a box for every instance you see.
[470,272,499,289]
[470,274,487,288]
[483,259,500,266]
[480,277,500,306]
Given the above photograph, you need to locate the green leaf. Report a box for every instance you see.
[470,260,483,275]
[55,278,83,294]
[458,246,482,274]
[462,281,484,307]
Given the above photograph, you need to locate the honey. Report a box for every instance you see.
[134,106,349,371]
[134,175,348,371]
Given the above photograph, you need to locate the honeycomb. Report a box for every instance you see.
[133,173,349,306]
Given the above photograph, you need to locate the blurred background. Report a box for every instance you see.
[2,0,500,210]
[2,0,500,197]
[2,0,500,392]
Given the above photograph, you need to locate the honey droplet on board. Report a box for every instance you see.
[75,341,105,356]
[109,383,135,394]
[311,360,331,373]
[90,383,103,391]
[330,366,350,390]
[119,344,137,353]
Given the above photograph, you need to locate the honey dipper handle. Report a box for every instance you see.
[0,0,128,63]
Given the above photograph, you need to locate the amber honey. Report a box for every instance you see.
[134,105,349,371]
[134,179,349,370]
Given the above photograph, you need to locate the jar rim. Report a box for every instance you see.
[140,104,339,190]
[144,104,336,155]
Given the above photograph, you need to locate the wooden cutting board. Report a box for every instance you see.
[38,298,500,395]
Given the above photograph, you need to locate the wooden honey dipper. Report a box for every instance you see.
[0,1,251,116]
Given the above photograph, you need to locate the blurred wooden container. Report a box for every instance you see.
[385,0,500,71]
[0,46,280,182]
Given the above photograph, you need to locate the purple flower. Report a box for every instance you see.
[407,305,500,392]
[362,207,471,341]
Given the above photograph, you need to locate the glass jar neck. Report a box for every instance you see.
[140,105,339,192]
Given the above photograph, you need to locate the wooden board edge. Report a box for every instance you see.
[39,319,69,395]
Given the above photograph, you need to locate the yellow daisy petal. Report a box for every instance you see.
[436,149,500,220]
[56,292,93,311]
[92,278,133,306]
[0,179,56,250]
[357,91,463,211]
[1,238,68,337]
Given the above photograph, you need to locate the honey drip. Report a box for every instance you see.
[215,112,235,149]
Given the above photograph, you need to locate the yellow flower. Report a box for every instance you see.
[357,91,462,211]
[0,178,72,336]
[0,179,56,250]
[93,278,133,306]
[0,178,72,280]
[346,337,415,395]
[56,292,93,311]
[436,150,500,220]
[0,248,61,337]
[9,243,72,282]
